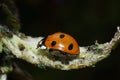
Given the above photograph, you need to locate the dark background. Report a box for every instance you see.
[9,0,120,80]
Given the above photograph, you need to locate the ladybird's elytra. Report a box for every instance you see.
[38,32,80,55]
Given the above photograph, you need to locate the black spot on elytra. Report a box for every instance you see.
[68,43,73,50]
[51,41,56,46]
[59,34,65,38]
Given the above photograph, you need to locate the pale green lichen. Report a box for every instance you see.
[0,25,120,70]
[0,74,7,80]
[0,41,3,53]
[0,65,13,74]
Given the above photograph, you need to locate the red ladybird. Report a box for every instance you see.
[37,32,80,55]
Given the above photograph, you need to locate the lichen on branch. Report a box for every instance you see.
[0,25,120,70]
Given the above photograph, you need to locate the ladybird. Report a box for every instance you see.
[37,32,80,55]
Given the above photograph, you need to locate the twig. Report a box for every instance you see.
[0,25,120,70]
